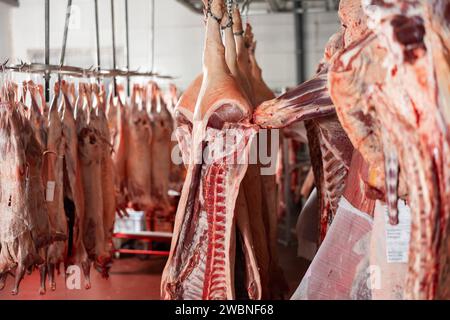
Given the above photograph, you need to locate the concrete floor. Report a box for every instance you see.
[0,244,309,300]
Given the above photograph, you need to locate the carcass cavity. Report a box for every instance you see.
[175,110,192,128]
[207,104,245,130]
[391,15,426,63]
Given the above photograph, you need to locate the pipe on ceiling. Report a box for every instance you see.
[0,0,19,6]
[174,0,203,14]
[265,0,280,12]
[294,0,304,83]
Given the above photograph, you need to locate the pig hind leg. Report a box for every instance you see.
[39,265,47,295]
[11,263,26,295]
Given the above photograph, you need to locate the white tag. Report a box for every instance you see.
[46,181,56,202]
[384,199,411,263]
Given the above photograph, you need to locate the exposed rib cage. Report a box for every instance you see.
[202,165,228,299]
[306,115,353,242]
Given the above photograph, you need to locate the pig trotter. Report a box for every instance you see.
[82,261,91,290]
[48,263,56,291]
[0,273,7,291]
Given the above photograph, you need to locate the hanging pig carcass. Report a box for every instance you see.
[161,0,262,300]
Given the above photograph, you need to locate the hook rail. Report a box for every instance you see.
[0,62,175,80]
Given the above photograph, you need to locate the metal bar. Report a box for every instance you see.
[150,0,155,73]
[60,0,73,67]
[294,0,305,83]
[124,0,130,95]
[265,0,280,12]
[94,0,101,72]
[174,0,336,15]
[0,0,19,7]
[4,62,174,79]
[44,0,50,102]
[110,0,117,95]
[112,248,170,256]
[112,233,172,241]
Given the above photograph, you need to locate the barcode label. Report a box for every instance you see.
[46,181,56,202]
[384,199,411,263]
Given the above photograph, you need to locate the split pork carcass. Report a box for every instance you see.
[0,84,51,295]
[291,150,376,300]
[92,84,116,276]
[327,0,450,299]
[232,7,254,105]
[165,2,287,299]
[106,91,128,214]
[161,0,261,300]
[327,0,387,199]
[305,115,354,241]
[164,84,179,116]
[253,26,354,242]
[173,74,201,168]
[148,83,173,213]
[246,22,284,200]
[224,7,273,299]
[164,84,187,191]
[126,84,154,210]
[44,92,66,220]
[366,0,450,300]
[288,12,386,292]
[20,87,53,250]
[60,81,91,289]
[241,19,288,298]
[75,84,110,280]
[39,85,68,294]
[246,25,274,106]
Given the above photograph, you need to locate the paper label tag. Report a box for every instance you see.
[46,181,56,202]
[384,199,411,263]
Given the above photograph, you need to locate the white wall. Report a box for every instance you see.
[10,0,203,89]
[6,0,339,91]
[304,11,341,78]
[0,2,13,62]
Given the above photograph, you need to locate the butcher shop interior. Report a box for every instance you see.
[0,0,449,302]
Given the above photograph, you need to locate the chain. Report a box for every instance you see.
[221,0,234,30]
[205,0,222,24]
[226,0,233,15]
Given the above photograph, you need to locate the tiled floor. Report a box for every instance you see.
[0,244,310,300]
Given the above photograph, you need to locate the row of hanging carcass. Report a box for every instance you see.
[0,79,183,295]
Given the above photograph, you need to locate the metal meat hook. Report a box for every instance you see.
[241,0,251,19]
[1,59,9,72]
